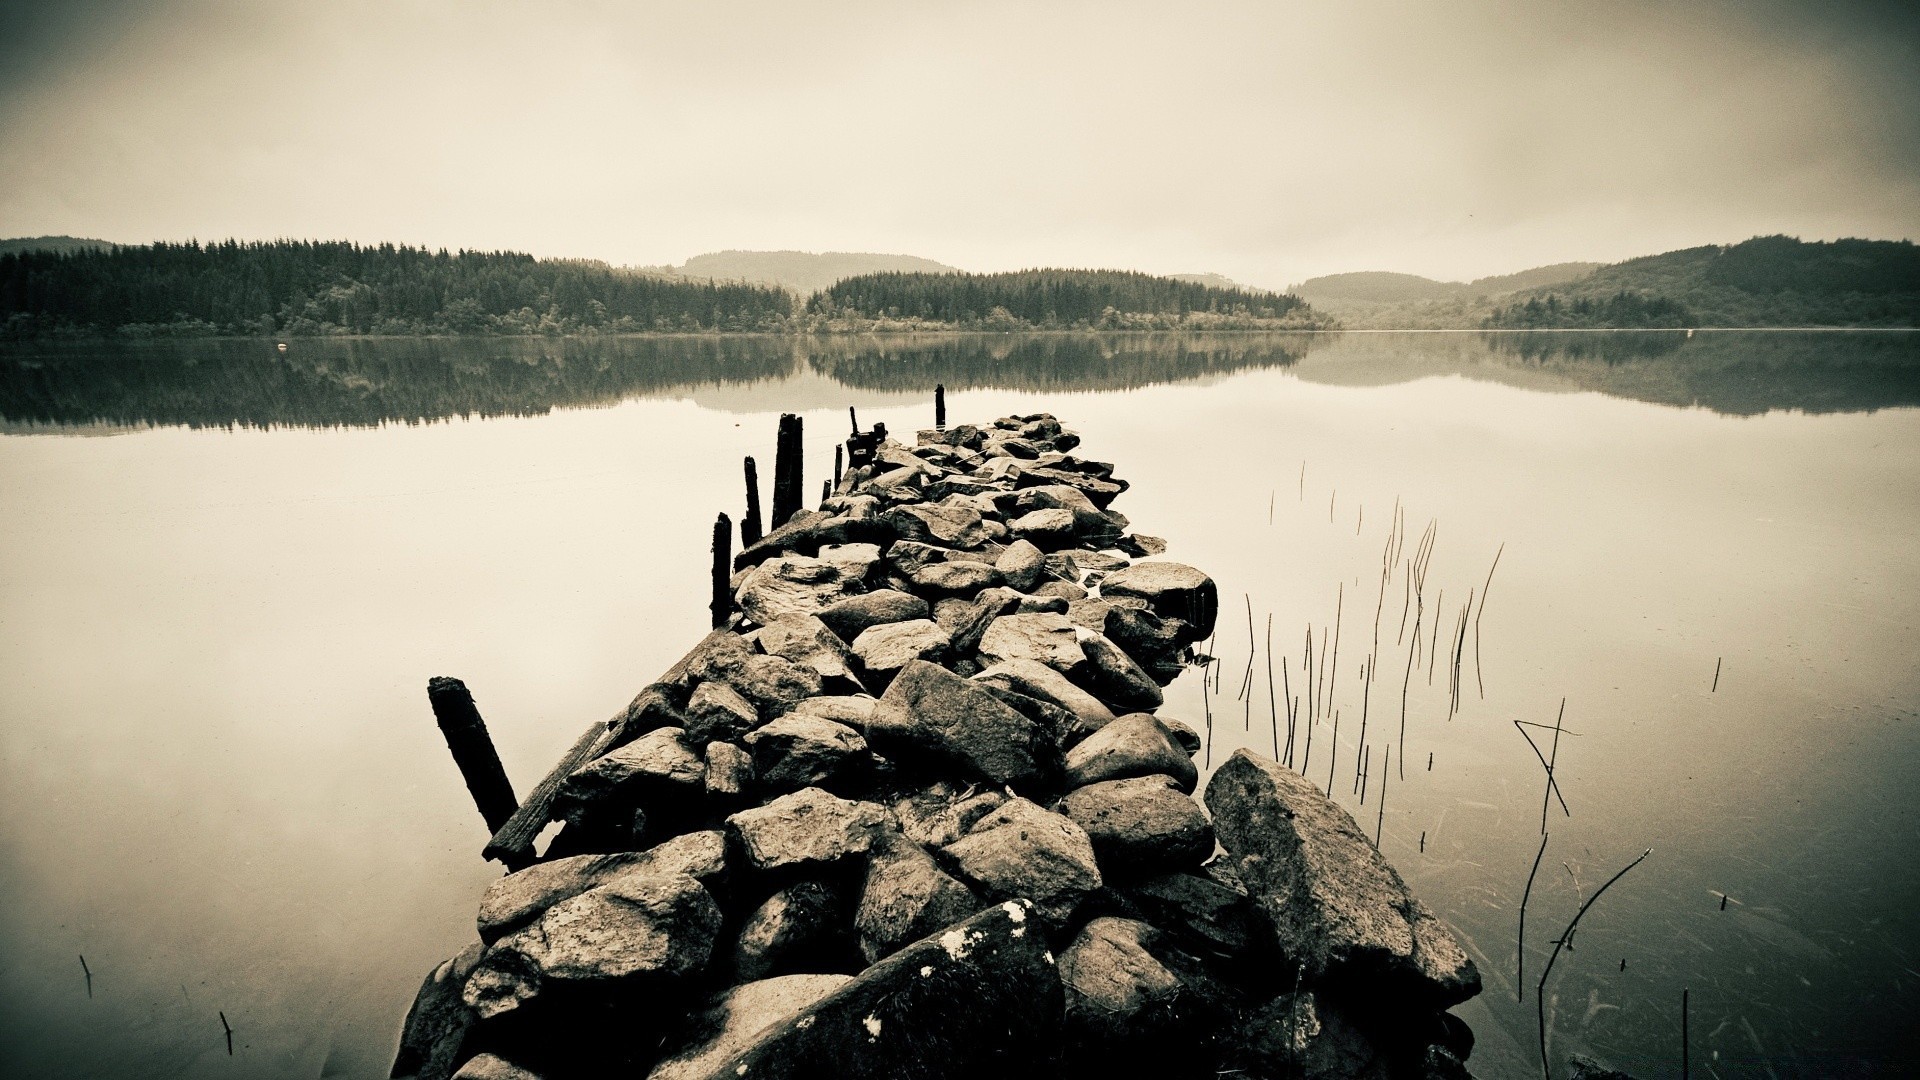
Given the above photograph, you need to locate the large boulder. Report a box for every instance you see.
[1074,629,1165,712]
[1204,751,1481,1008]
[1098,562,1218,640]
[392,941,486,1080]
[462,871,723,1021]
[851,619,951,690]
[908,560,1003,598]
[943,798,1102,926]
[682,901,1064,1080]
[877,660,1062,793]
[1057,917,1235,1074]
[888,781,1009,849]
[1219,991,1392,1080]
[884,501,990,549]
[1009,508,1077,550]
[555,728,705,822]
[972,659,1116,744]
[647,974,854,1080]
[477,830,729,943]
[855,831,983,963]
[1116,871,1260,970]
[1015,466,1126,508]
[683,680,760,743]
[1063,713,1197,793]
[817,589,931,643]
[734,555,863,625]
[1102,605,1192,684]
[1060,775,1215,878]
[694,652,824,721]
[995,539,1046,592]
[742,714,867,793]
[726,787,886,873]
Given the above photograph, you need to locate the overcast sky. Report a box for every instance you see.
[1,0,1915,288]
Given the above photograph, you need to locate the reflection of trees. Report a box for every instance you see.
[0,336,799,430]
[800,332,1313,392]
[1477,330,1920,415]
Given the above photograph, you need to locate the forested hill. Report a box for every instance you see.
[0,241,794,338]
[808,269,1330,330]
[1486,236,1920,328]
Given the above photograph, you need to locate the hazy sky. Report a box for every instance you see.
[1,0,1916,287]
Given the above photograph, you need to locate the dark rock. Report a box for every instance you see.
[996,539,1046,591]
[687,901,1062,1080]
[884,502,990,549]
[392,940,485,1080]
[1115,534,1168,558]
[733,513,892,570]
[1098,562,1219,640]
[977,612,1088,674]
[684,680,760,743]
[851,619,951,690]
[727,787,886,873]
[788,694,909,736]
[817,590,930,643]
[977,683,1080,746]
[877,660,1061,792]
[856,832,983,963]
[1033,579,1088,601]
[755,614,864,694]
[1074,629,1165,711]
[1117,872,1258,968]
[648,974,854,1080]
[918,423,984,448]
[451,1053,541,1080]
[1060,775,1215,878]
[463,871,723,1021]
[733,554,863,624]
[1159,716,1203,755]
[1016,466,1127,508]
[1063,712,1197,792]
[944,797,1101,925]
[1009,508,1076,550]
[704,741,754,801]
[743,714,867,793]
[1042,551,1081,584]
[478,830,729,943]
[1057,917,1235,1074]
[889,781,1009,849]
[1103,604,1193,683]
[1000,485,1120,542]
[731,879,853,981]
[1072,550,1130,572]
[908,559,1002,598]
[1569,1053,1638,1080]
[973,659,1116,744]
[884,539,952,576]
[555,728,706,822]
[1204,751,1481,1008]
[1222,991,1389,1080]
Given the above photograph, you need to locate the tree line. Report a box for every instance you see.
[0,240,795,338]
[809,269,1329,329]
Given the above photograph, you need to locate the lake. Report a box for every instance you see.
[1,330,1915,1078]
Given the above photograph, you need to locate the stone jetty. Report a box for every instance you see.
[397,410,1483,1080]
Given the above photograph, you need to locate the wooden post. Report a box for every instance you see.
[426,677,519,835]
[848,406,859,435]
[772,413,803,526]
[711,512,733,629]
[821,479,830,505]
[833,444,843,489]
[741,456,764,548]
[935,383,946,428]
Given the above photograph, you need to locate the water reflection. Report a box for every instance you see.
[4,330,1915,431]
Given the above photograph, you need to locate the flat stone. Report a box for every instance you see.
[727,787,886,873]
[851,619,951,690]
[856,832,982,964]
[1072,549,1130,572]
[743,714,867,793]
[973,658,1117,744]
[556,728,705,821]
[889,781,1009,849]
[1204,750,1481,1008]
[978,611,1088,674]
[1060,775,1215,878]
[694,650,825,720]
[647,974,854,1080]
[1098,562,1219,640]
[1009,508,1076,550]
[477,830,728,942]
[995,539,1046,592]
[1015,466,1127,508]
[463,871,722,1021]
[815,542,881,581]
[816,590,931,643]
[684,902,1060,1080]
[884,502,990,549]
[877,660,1061,793]
[908,559,1003,598]
[1063,712,1197,793]
[755,614,864,693]
[944,797,1102,925]
[734,554,863,625]
[1116,534,1168,557]
[788,694,910,736]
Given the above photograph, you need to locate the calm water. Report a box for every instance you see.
[1,331,1915,1078]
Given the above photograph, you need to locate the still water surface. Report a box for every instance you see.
[1,331,1915,1078]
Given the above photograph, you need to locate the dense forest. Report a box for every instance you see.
[1483,236,1920,328]
[0,241,795,338]
[808,269,1331,330]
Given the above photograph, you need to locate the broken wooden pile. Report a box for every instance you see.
[395,409,1484,1080]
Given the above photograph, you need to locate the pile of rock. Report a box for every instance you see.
[395,413,1482,1080]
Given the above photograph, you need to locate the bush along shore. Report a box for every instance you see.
[400,404,1483,1080]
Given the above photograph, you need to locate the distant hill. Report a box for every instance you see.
[1291,264,1602,325]
[807,268,1330,330]
[667,250,960,295]
[1487,237,1920,328]
[1170,272,1271,294]
[0,236,114,257]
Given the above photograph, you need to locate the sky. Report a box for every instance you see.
[0,0,1916,289]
